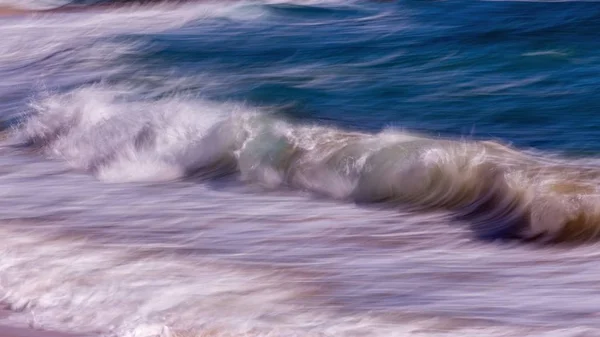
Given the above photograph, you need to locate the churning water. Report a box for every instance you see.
[2,1,600,336]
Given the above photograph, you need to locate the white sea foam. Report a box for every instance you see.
[11,85,600,243]
[0,0,267,118]
[3,1,600,336]
[3,227,598,337]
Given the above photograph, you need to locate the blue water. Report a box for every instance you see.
[114,1,600,153]
[3,1,600,337]
[4,1,600,151]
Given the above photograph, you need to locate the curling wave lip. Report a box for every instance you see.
[13,87,600,244]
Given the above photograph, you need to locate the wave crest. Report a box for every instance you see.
[12,87,600,243]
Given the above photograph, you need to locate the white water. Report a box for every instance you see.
[3,2,600,337]
[3,148,600,337]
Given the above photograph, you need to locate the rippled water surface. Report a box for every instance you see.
[2,1,600,336]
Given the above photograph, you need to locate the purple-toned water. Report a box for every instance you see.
[3,1,600,337]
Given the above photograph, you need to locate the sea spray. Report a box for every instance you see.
[14,86,600,243]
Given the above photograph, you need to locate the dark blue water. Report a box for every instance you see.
[107,1,600,154]
[4,1,600,154]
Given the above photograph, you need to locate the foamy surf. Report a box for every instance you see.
[2,226,600,337]
[7,86,600,244]
[0,227,319,337]
[3,1,600,336]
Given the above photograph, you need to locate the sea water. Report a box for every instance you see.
[1,1,600,336]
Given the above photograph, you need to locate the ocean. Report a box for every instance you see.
[1,1,600,336]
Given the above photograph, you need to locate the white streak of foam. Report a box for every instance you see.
[17,86,257,182]
[0,228,296,336]
[0,227,550,337]
[0,2,258,60]
[0,1,267,112]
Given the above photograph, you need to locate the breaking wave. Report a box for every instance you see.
[11,87,600,243]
